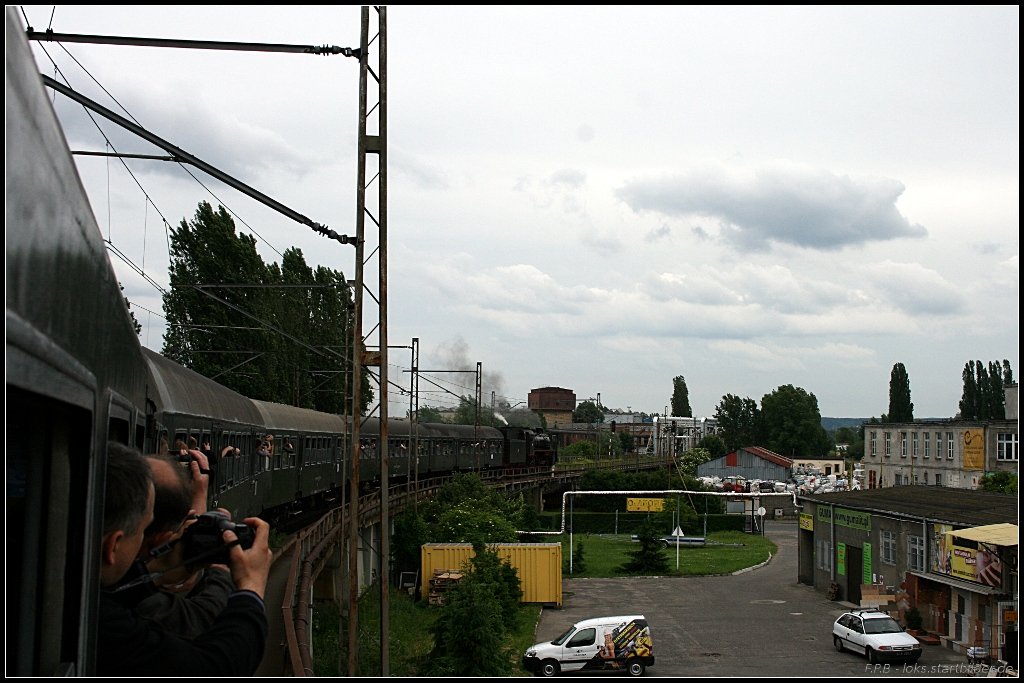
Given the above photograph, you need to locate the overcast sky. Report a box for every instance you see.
[16,5,1019,420]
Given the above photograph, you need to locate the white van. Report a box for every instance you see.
[522,615,654,677]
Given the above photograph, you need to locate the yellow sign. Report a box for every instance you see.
[962,429,985,470]
[799,513,814,531]
[627,498,664,512]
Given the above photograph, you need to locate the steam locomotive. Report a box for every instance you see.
[6,11,553,675]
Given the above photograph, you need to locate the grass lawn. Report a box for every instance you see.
[560,531,777,578]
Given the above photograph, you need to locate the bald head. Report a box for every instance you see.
[145,454,193,536]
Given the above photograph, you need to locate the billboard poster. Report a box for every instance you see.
[627,498,664,512]
[932,524,954,574]
[935,524,1003,587]
[962,429,985,470]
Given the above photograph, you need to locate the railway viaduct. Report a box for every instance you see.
[258,457,672,675]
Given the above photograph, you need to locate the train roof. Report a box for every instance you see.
[143,347,263,425]
[251,399,346,434]
[424,423,503,439]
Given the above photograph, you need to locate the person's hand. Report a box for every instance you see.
[225,517,272,598]
[187,449,211,511]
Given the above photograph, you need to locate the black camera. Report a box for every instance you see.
[180,510,255,565]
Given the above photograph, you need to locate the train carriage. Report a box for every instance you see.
[251,399,347,516]
[6,9,152,674]
[142,348,267,521]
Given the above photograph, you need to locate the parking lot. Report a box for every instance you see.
[531,522,976,677]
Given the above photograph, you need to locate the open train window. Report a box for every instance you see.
[8,386,94,676]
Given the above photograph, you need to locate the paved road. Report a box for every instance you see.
[531,522,974,677]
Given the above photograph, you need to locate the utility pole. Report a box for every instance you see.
[348,5,388,677]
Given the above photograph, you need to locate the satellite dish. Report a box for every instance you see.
[757,506,766,517]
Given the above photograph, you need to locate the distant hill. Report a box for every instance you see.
[821,417,868,433]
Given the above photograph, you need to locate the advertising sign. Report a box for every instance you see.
[962,429,985,470]
[817,505,871,531]
[862,542,872,586]
[934,524,1003,586]
[627,498,664,512]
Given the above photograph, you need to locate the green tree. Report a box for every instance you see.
[714,394,760,451]
[696,434,726,460]
[986,362,1003,420]
[416,406,446,423]
[421,473,533,543]
[758,385,830,458]
[426,544,521,676]
[452,395,502,427]
[618,431,635,453]
[161,201,366,412]
[671,375,692,417]
[887,362,914,422]
[960,359,1014,420]
[834,426,864,460]
[677,446,713,479]
[565,540,587,573]
[979,472,1018,494]
[391,508,429,580]
[306,264,363,414]
[573,400,604,424]
[960,361,980,419]
[433,504,519,545]
[559,440,597,463]
[617,516,669,574]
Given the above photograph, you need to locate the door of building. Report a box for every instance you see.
[845,545,863,604]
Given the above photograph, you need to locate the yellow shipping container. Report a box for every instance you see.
[420,543,563,607]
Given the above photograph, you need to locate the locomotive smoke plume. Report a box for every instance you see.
[434,335,505,408]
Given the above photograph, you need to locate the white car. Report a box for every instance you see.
[832,609,922,664]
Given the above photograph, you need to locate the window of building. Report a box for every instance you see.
[912,432,919,458]
[908,535,925,571]
[881,531,897,565]
[817,538,833,571]
[900,432,908,458]
[923,432,930,459]
[935,472,942,487]
[885,432,892,457]
[947,432,955,459]
[870,431,877,457]
[997,432,1018,461]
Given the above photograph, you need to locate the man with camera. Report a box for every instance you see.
[135,450,235,637]
[98,443,273,676]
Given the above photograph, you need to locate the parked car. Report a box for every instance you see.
[832,609,922,664]
[523,615,654,677]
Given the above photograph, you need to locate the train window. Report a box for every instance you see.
[8,388,93,676]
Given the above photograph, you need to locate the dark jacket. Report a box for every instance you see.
[135,567,236,639]
[97,564,267,676]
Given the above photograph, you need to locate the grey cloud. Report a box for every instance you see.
[866,262,965,316]
[616,164,928,252]
[547,168,587,188]
[644,223,671,242]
